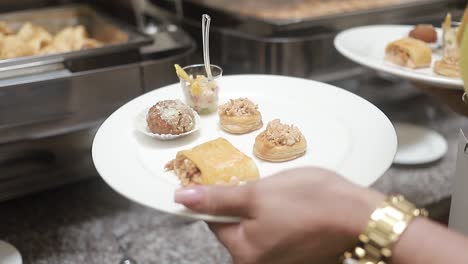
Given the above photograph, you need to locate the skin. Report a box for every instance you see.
[174,167,468,264]
[172,83,468,263]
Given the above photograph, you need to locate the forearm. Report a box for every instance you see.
[392,217,468,264]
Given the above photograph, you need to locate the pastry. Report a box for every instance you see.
[146,99,196,135]
[0,21,103,59]
[17,22,53,53]
[0,35,35,59]
[434,57,460,78]
[409,24,437,43]
[218,98,263,134]
[166,138,259,186]
[385,37,432,69]
[0,22,12,36]
[253,119,307,162]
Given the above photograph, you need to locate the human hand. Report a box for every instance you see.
[174,167,384,264]
[412,82,468,117]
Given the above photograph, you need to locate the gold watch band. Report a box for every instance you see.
[342,195,428,264]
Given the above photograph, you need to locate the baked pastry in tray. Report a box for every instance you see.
[253,119,307,162]
[385,37,432,69]
[166,138,259,186]
[218,98,263,134]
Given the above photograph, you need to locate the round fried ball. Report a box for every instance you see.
[147,100,195,135]
[409,24,437,43]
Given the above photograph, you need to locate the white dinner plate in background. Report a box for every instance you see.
[394,123,448,165]
[334,25,463,90]
[0,241,22,264]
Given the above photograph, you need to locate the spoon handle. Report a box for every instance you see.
[202,14,213,80]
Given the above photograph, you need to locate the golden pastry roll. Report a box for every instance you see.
[385,37,432,69]
[170,138,259,186]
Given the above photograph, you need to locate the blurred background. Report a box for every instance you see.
[0,0,467,263]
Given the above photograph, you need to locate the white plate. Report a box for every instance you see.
[92,75,397,222]
[0,241,22,264]
[134,107,201,140]
[394,123,448,165]
[334,25,463,90]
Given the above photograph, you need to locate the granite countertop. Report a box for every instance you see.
[1,91,467,263]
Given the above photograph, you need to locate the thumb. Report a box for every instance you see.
[174,185,253,217]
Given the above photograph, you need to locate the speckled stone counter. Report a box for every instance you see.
[1,92,467,264]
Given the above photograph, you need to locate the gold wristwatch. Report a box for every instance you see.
[342,195,429,264]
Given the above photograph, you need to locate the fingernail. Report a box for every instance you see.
[174,187,205,205]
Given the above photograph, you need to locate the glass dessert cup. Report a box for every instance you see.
[178,64,223,115]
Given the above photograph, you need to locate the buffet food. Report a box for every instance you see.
[218,98,263,134]
[382,8,468,79]
[0,22,102,59]
[175,64,220,114]
[253,119,307,162]
[385,37,432,69]
[146,100,197,135]
[434,13,462,78]
[166,137,260,186]
[409,24,437,44]
[434,58,460,78]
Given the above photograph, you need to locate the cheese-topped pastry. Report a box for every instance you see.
[166,138,259,186]
[253,119,307,162]
[385,37,432,69]
[218,98,263,134]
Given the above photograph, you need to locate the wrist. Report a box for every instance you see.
[339,186,386,238]
[342,194,429,264]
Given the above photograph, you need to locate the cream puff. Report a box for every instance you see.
[253,119,307,162]
[218,98,262,134]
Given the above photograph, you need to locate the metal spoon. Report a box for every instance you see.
[202,14,213,80]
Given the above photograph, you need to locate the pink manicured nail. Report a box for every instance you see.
[174,187,205,205]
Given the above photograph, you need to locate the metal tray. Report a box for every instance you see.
[0,4,153,70]
[150,0,460,35]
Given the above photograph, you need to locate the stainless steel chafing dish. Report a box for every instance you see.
[0,1,196,201]
[0,5,151,70]
[150,0,464,78]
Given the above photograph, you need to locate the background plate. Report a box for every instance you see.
[334,25,463,90]
[92,75,397,222]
